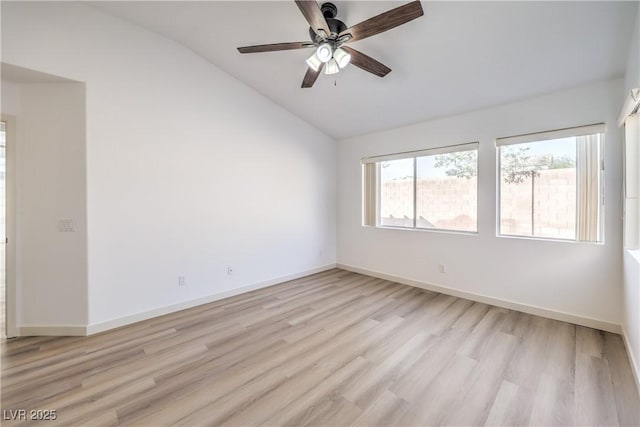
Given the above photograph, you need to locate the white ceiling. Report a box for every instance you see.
[92,1,638,139]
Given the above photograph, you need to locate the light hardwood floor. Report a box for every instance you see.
[1,269,638,426]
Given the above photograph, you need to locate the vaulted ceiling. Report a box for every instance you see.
[93,1,638,139]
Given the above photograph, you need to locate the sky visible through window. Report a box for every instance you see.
[501,137,576,164]
[381,137,575,180]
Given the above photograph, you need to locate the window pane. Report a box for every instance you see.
[416,150,478,232]
[499,137,577,240]
[379,158,414,227]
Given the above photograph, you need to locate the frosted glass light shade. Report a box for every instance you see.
[316,43,332,63]
[306,52,322,71]
[333,48,351,68]
[325,58,339,75]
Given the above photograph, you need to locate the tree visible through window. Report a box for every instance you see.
[498,131,603,242]
[375,143,479,232]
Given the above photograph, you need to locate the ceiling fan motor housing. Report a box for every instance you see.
[309,2,347,42]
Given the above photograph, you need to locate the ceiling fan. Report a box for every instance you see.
[237,1,424,88]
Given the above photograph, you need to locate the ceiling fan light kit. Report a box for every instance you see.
[333,47,351,69]
[325,58,340,75]
[237,0,424,88]
[316,43,333,62]
[305,52,322,71]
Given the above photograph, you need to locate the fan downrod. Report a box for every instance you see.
[321,2,337,19]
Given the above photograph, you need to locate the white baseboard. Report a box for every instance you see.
[621,325,640,394]
[86,263,337,336]
[18,325,87,336]
[337,263,622,334]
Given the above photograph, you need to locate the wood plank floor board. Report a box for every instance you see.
[342,330,432,409]
[389,327,472,402]
[47,377,157,427]
[349,389,410,427]
[293,396,362,427]
[603,333,640,426]
[484,379,521,426]
[150,320,289,386]
[575,352,620,426]
[360,309,435,364]
[2,346,146,404]
[264,356,370,426]
[367,287,425,322]
[543,321,576,383]
[115,340,294,426]
[528,372,575,427]
[214,362,333,426]
[443,331,520,426]
[1,269,637,426]
[397,351,478,426]
[451,300,492,332]
[504,316,554,390]
[457,306,508,360]
[423,297,475,337]
[260,271,347,305]
[2,347,88,378]
[120,313,367,424]
[287,316,401,379]
[169,363,291,426]
[576,325,606,358]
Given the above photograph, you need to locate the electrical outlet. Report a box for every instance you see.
[58,219,75,232]
[227,266,233,276]
[438,264,446,274]
[178,275,186,286]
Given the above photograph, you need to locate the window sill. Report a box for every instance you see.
[626,248,640,264]
[497,233,604,245]
[371,225,478,237]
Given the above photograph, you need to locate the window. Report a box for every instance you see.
[623,112,639,249]
[497,124,605,243]
[363,143,478,233]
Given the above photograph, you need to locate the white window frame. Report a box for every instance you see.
[621,92,640,249]
[362,142,479,234]
[495,123,606,244]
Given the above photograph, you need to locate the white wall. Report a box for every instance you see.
[338,79,624,329]
[2,2,336,329]
[18,83,88,327]
[624,9,639,94]
[623,250,640,384]
[622,7,640,385]
[1,81,20,115]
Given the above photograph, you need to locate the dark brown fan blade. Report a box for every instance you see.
[341,47,391,77]
[295,0,331,36]
[301,64,324,88]
[237,42,312,54]
[339,1,423,43]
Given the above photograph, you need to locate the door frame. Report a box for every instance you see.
[2,114,17,338]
